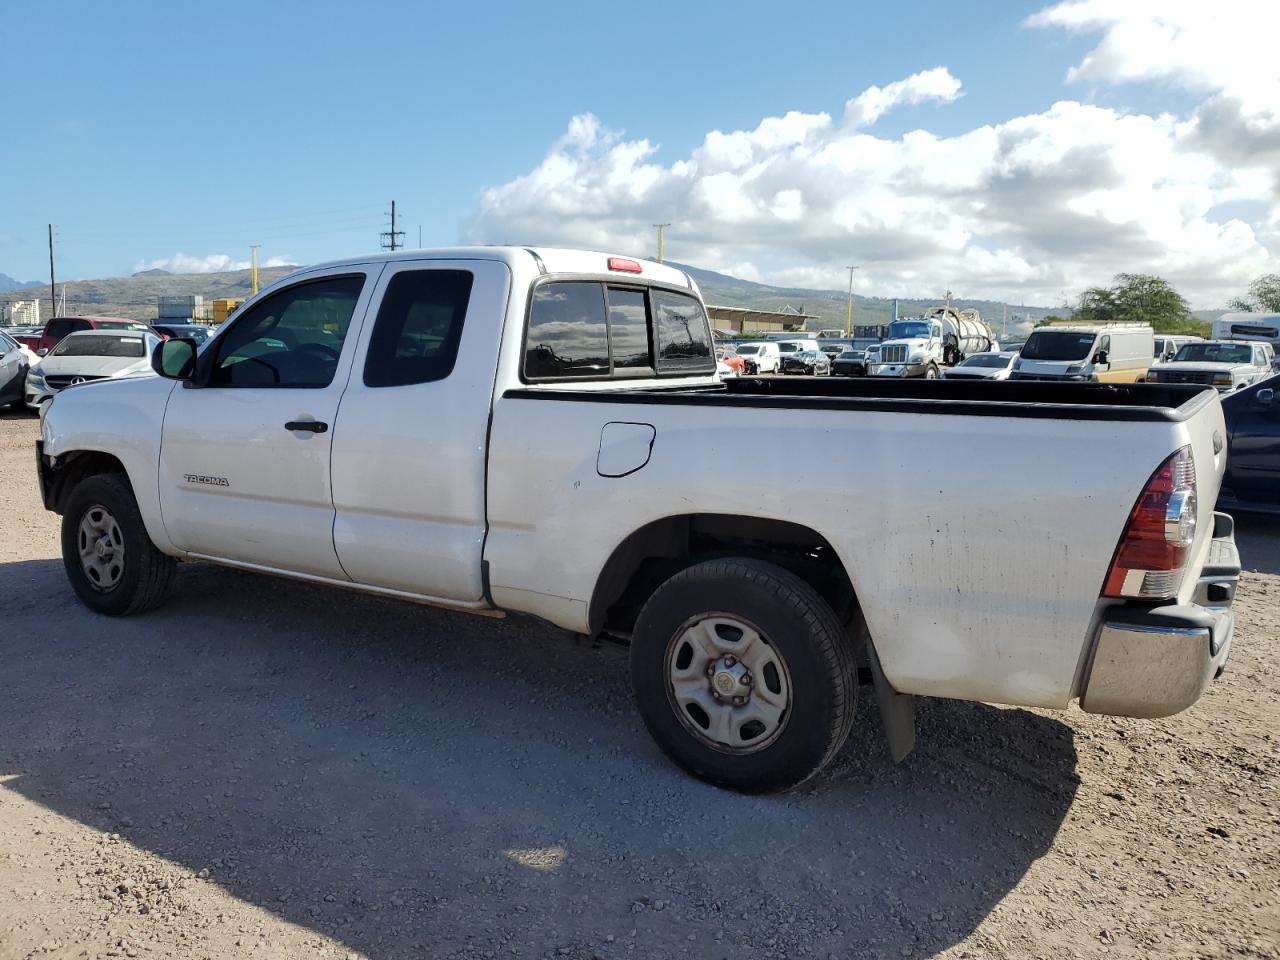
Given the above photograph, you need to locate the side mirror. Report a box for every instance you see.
[1257,387,1275,407]
[152,338,197,380]
[37,347,48,357]
[1094,350,1108,365]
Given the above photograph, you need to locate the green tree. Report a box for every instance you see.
[1229,274,1280,313]
[1074,273,1197,333]
[1037,314,1067,326]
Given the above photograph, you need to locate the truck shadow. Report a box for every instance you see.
[0,558,1078,959]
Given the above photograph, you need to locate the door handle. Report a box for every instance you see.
[285,420,328,433]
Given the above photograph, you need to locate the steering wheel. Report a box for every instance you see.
[296,341,340,362]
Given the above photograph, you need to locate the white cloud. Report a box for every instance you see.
[133,253,296,274]
[468,13,1279,308]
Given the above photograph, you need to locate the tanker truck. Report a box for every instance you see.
[867,304,998,380]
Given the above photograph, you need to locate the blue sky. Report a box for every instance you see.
[3,1,1276,306]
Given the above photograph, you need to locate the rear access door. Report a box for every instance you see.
[329,258,511,601]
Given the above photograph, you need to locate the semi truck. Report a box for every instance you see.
[867,306,998,379]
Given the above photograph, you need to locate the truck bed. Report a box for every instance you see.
[507,377,1217,422]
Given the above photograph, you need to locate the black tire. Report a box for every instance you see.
[61,473,177,616]
[924,363,940,380]
[630,558,857,793]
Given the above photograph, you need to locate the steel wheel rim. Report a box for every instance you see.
[664,613,792,754]
[77,504,125,591]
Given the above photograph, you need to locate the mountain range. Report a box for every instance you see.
[0,260,1221,333]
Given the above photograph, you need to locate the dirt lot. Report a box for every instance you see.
[0,410,1277,960]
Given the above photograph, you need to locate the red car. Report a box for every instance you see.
[18,316,153,356]
[715,346,748,376]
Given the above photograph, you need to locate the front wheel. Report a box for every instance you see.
[61,473,177,616]
[630,558,857,793]
[924,364,940,380]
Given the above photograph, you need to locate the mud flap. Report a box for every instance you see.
[866,638,916,763]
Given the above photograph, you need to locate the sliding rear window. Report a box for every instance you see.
[523,281,713,381]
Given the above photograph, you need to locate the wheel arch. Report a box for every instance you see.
[45,448,133,514]
[588,513,860,638]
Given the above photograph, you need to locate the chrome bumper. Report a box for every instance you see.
[1080,512,1238,719]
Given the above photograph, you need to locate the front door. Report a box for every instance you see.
[158,269,381,579]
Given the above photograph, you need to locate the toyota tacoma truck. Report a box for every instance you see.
[36,247,1239,792]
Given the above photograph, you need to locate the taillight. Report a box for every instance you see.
[607,257,643,273]
[1102,445,1197,600]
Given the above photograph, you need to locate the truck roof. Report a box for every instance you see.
[296,246,699,293]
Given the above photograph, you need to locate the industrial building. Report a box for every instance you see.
[706,305,816,335]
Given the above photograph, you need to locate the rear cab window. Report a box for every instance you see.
[523,280,714,381]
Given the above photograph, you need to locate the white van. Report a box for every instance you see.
[1154,335,1201,363]
[731,341,781,374]
[1010,323,1155,383]
[1212,313,1280,352]
[775,338,821,359]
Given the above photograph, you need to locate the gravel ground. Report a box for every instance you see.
[0,409,1277,960]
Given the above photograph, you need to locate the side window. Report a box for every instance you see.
[364,270,473,388]
[652,290,714,374]
[524,282,609,379]
[210,274,364,387]
[45,320,71,340]
[606,287,651,373]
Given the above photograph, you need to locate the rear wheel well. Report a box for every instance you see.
[589,514,858,638]
[49,451,130,514]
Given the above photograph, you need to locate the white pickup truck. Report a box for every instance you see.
[37,247,1240,792]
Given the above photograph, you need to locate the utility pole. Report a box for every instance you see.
[48,224,57,319]
[249,244,261,296]
[844,265,860,336]
[381,201,404,251]
[653,223,670,263]
[418,225,422,249]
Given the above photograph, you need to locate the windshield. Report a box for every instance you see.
[1020,330,1097,361]
[887,320,932,339]
[959,354,1010,368]
[735,344,760,355]
[52,335,147,358]
[837,350,862,359]
[1173,342,1252,364]
[777,342,803,353]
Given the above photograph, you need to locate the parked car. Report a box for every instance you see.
[0,330,30,410]
[817,339,851,361]
[830,349,868,377]
[152,323,214,345]
[24,329,159,410]
[1146,341,1275,392]
[715,346,747,377]
[779,349,831,375]
[37,245,1239,793]
[19,316,152,356]
[942,351,1019,381]
[730,341,780,374]
[1218,374,1279,515]
[775,338,821,362]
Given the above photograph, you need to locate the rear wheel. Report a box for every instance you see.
[61,474,177,616]
[630,558,857,793]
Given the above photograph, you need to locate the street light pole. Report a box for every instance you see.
[653,223,671,263]
[845,265,860,336]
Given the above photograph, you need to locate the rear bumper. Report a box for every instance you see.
[1080,512,1238,718]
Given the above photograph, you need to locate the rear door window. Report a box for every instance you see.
[363,269,474,387]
